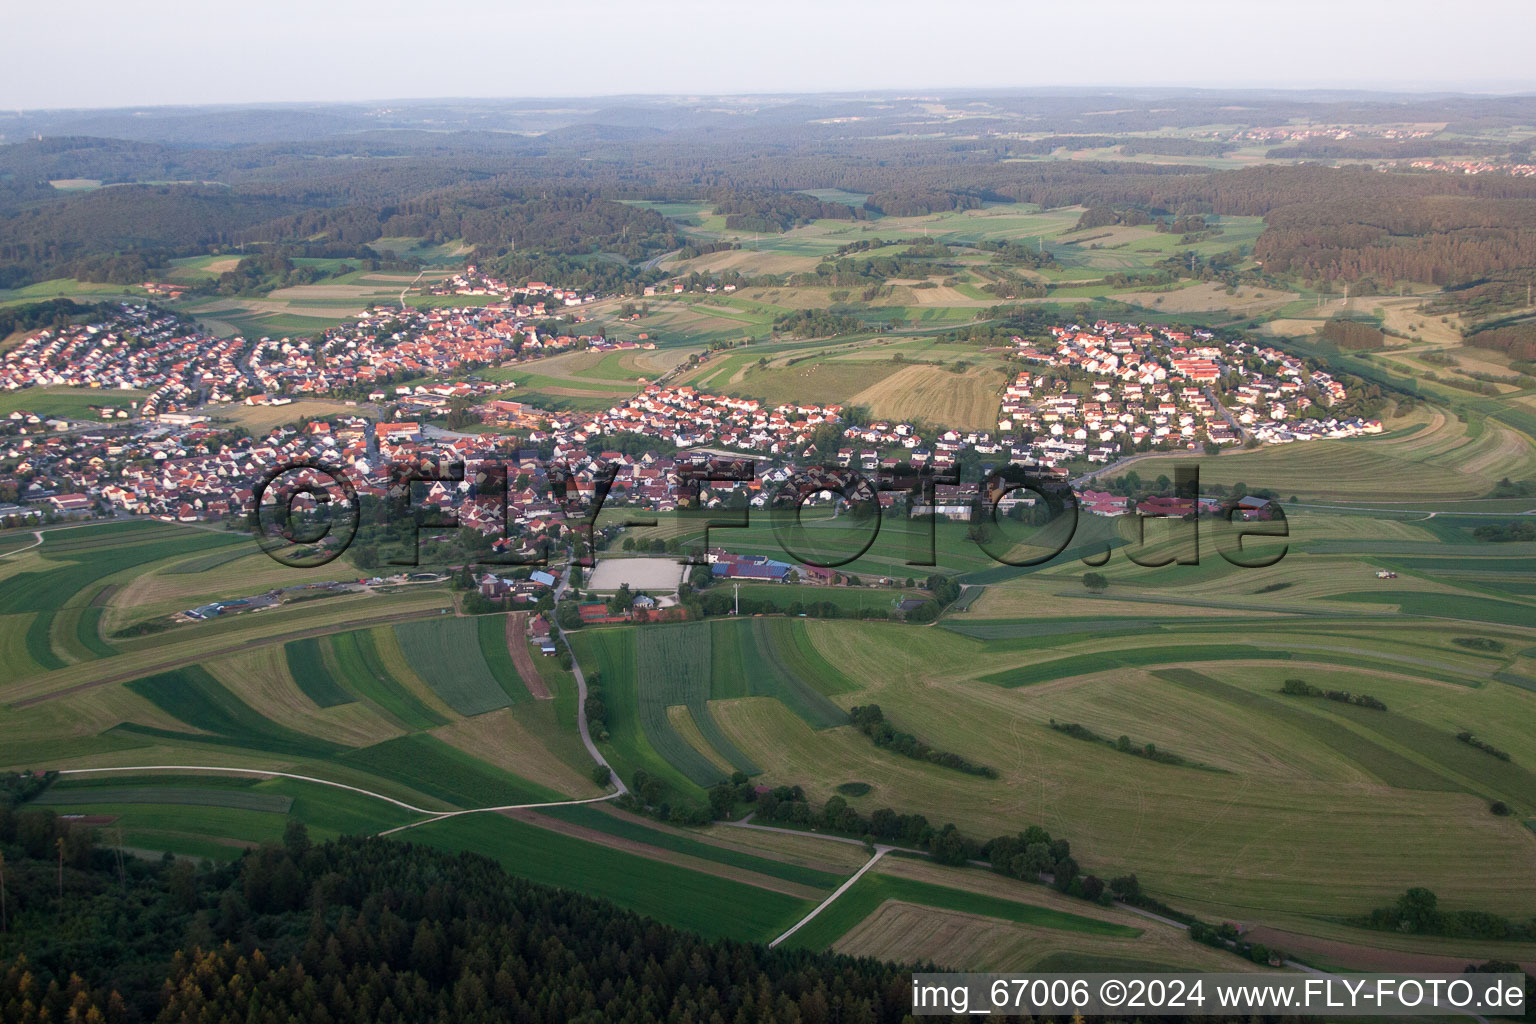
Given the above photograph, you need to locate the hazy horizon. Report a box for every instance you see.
[8,0,1534,111]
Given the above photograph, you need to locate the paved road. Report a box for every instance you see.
[555,561,627,795]
[641,249,681,272]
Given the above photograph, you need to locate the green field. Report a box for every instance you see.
[0,521,245,616]
[31,772,420,857]
[340,733,562,808]
[394,617,514,716]
[327,628,448,730]
[119,666,348,759]
[284,636,355,708]
[34,784,294,814]
[709,618,851,728]
[634,622,757,784]
[476,613,533,705]
[406,813,814,942]
[570,629,703,798]
[0,385,147,420]
[537,804,844,889]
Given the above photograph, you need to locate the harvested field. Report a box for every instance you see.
[506,612,551,698]
[850,364,1005,432]
[430,708,600,798]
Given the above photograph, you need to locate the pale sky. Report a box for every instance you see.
[8,0,1535,110]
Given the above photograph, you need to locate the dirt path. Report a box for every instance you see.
[0,530,43,559]
[770,846,890,947]
[507,612,552,699]
[59,765,442,814]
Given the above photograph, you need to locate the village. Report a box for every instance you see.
[0,302,1377,539]
[1000,320,1380,465]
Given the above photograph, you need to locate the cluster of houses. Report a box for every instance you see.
[427,267,597,307]
[1,305,248,416]
[1229,125,1435,143]
[1,300,1387,540]
[253,307,528,396]
[1406,158,1536,178]
[1077,489,1278,519]
[997,321,1373,466]
[587,385,844,456]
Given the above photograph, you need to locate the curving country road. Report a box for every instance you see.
[555,561,628,795]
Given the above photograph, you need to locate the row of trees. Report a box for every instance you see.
[1280,678,1388,710]
[847,705,998,777]
[1362,887,1536,941]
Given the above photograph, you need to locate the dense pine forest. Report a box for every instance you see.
[0,817,951,1024]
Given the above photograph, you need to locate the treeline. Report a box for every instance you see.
[1321,318,1387,350]
[199,251,356,297]
[1457,731,1512,761]
[15,137,1536,297]
[711,189,864,232]
[1360,887,1536,941]
[1466,323,1536,363]
[772,309,867,338]
[0,826,955,1024]
[848,704,999,777]
[1254,195,1536,287]
[695,591,892,620]
[941,305,1064,345]
[1122,138,1232,158]
[972,238,1055,269]
[486,250,663,295]
[1280,678,1388,710]
[254,188,681,260]
[0,770,56,807]
[695,779,1171,920]
[1268,138,1508,160]
[0,185,301,288]
[1473,519,1536,542]
[1047,720,1206,768]
[863,189,982,217]
[1075,205,1153,230]
[806,253,947,286]
[0,298,123,338]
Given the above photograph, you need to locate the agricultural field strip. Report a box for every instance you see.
[770,847,889,947]
[395,618,513,716]
[634,623,758,783]
[8,604,453,707]
[56,765,619,831]
[33,785,292,814]
[0,531,42,559]
[537,805,846,887]
[58,766,438,813]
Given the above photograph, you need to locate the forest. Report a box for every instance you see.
[0,818,959,1024]
[8,96,1536,302]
